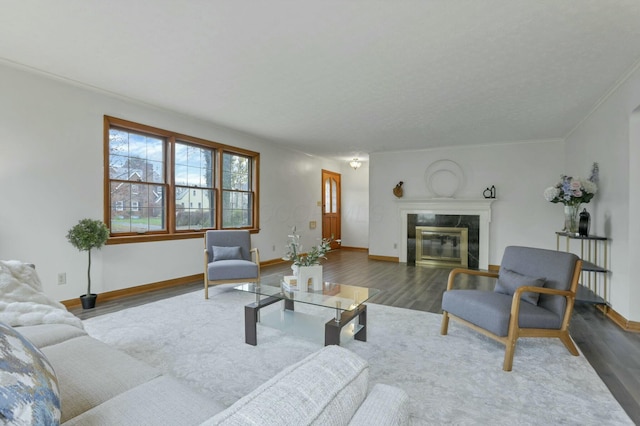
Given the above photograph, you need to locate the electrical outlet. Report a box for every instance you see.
[57,272,66,285]
[393,243,398,249]
[272,244,276,251]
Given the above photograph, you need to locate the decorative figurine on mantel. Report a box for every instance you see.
[393,181,404,198]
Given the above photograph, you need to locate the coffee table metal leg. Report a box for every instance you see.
[284,299,294,311]
[244,295,283,346]
[245,304,258,346]
[324,304,367,346]
[355,305,367,342]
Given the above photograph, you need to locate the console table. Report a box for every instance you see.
[556,232,609,307]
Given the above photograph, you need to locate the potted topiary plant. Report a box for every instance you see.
[66,218,109,309]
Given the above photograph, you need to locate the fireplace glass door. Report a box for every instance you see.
[415,226,468,268]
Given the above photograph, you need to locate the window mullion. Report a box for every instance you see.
[167,136,176,233]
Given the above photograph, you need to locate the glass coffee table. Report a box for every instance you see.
[235,275,380,346]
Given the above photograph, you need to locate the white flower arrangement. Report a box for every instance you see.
[282,227,332,267]
[543,163,599,206]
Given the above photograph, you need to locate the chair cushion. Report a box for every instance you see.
[500,246,578,317]
[211,246,243,261]
[442,290,563,337]
[208,260,258,281]
[494,268,546,305]
[205,230,252,262]
[0,322,60,425]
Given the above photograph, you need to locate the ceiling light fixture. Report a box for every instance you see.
[349,158,362,170]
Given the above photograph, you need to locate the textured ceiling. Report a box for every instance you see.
[2,1,640,162]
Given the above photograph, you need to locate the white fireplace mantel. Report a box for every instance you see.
[397,198,495,268]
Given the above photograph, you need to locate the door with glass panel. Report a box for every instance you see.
[321,170,341,249]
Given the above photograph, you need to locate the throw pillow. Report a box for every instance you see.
[494,268,546,305]
[212,246,243,261]
[0,322,60,425]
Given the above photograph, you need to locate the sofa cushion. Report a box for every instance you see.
[348,383,410,425]
[63,376,225,426]
[494,268,546,306]
[17,324,87,349]
[0,322,60,425]
[41,335,161,422]
[442,290,563,337]
[203,345,369,425]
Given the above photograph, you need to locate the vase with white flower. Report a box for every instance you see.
[283,227,332,292]
[543,163,599,234]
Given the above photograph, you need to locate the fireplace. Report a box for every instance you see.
[397,199,494,269]
[408,214,478,267]
[415,226,468,268]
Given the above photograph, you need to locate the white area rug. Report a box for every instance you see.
[83,284,632,425]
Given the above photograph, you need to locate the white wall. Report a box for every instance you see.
[0,63,340,301]
[565,64,640,321]
[369,140,565,265]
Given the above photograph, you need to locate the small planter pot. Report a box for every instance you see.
[80,293,98,310]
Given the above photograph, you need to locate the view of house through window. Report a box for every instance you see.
[222,152,252,228]
[108,128,166,233]
[105,116,259,242]
[175,142,215,230]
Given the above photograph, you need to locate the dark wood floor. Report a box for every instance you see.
[70,249,640,423]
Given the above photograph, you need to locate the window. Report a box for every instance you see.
[108,127,165,234]
[222,152,253,228]
[105,116,259,243]
[175,142,215,231]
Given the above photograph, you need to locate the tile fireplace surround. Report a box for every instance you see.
[397,199,494,269]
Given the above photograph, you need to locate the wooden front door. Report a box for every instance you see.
[322,169,341,249]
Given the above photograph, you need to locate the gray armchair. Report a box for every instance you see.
[440,246,582,371]
[204,230,260,299]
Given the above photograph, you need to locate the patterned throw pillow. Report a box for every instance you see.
[0,322,60,425]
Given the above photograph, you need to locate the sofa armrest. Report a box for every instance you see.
[203,345,368,425]
[348,383,410,426]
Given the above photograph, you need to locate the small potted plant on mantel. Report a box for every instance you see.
[66,218,109,309]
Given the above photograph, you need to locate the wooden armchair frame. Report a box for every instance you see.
[441,259,582,371]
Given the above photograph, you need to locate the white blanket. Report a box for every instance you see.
[0,260,84,330]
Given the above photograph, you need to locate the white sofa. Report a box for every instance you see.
[1,261,410,425]
[15,322,410,425]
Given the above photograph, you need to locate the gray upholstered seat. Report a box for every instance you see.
[441,245,582,371]
[204,230,260,299]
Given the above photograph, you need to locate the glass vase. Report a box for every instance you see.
[564,204,581,234]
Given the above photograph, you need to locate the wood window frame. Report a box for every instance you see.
[104,116,260,244]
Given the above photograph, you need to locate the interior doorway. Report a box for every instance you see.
[321,169,341,249]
